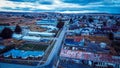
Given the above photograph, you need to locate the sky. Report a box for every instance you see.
[0,0,120,13]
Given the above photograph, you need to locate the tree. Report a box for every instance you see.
[0,27,13,39]
[116,21,120,26]
[103,21,107,26]
[57,19,64,29]
[69,18,73,24]
[108,32,114,40]
[88,17,93,23]
[14,24,22,34]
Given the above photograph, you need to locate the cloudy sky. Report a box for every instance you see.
[0,0,120,13]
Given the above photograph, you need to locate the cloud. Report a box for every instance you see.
[8,0,35,2]
[0,0,104,10]
[0,0,119,13]
[59,10,100,13]
[61,0,102,5]
[8,0,53,5]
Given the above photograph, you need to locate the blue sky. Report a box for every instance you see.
[0,0,120,13]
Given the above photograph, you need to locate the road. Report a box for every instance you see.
[37,22,67,68]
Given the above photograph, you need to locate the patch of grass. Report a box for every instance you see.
[34,45,48,51]
[19,44,48,51]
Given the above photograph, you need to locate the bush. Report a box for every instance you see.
[0,27,13,39]
[14,24,22,34]
[57,19,64,29]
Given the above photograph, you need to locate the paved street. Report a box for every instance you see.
[37,22,67,68]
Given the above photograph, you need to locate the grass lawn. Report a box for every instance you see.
[19,44,48,51]
[34,45,48,51]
